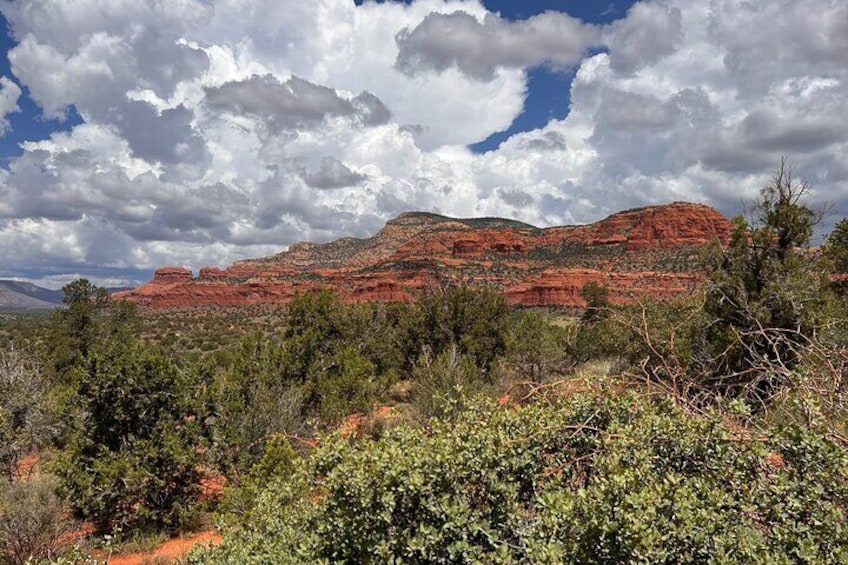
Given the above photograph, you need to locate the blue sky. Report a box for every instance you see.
[0,0,845,287]
[470,0,636,153]
[0,13,81,165]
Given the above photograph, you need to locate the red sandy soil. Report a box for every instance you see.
[58,522,97,546]
[107,530,221,565]
[339,405,396,438]
[198,472,227,501]
[763,452,785,469]
[14,454,40,481]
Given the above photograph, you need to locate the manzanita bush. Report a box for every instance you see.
[193,391,848,564]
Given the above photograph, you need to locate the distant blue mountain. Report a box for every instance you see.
[0,280,63,310]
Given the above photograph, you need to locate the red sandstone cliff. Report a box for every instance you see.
[116,202,731,309]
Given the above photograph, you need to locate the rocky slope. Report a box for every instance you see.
[116,202,731,309]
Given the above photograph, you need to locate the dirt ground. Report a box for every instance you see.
[107,530,221,565]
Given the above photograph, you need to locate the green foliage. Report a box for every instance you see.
[219,435,298,524]
[282,290,350,381]
[410,346,484,421]
[194,392,848,564]
[504,311,569,382]
[825,218,848,273]
[343,301,413,378]
[103,300,142,343]
[60,279,109,308]
[824,218,848,294]
[311,347,383,425]
[580,280,610,322]
[200,291,408,478]
[755,162,816,252]
[201,293,415,478]
[203,334,306,478]
[616,296,707,384]
[699,160,831,404]
[49,279,110,375]
[55,343,203,532]
[415,286,510,372]
[568,314,625,367]
[0,475,70,565]
[36,546,106,565]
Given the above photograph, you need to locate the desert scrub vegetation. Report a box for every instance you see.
[188,161,848,563]
[4,160,848,563]
[0,282,521,550]
[0,475,73,565]
[191,391,848,564]
[0,345,53,481]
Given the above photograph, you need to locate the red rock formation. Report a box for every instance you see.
[153,266,193,283]
[352,281,413,303]
[199,267,227,279]
[116,202,732,309]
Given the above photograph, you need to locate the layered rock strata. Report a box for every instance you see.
[116,202,731,308]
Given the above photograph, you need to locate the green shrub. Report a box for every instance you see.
[698,162,833,406]
[344,302,410,378]
[193,392,848,564]
[504,311,569,383]
[579,281,610,322]
[410,346,485,421]
[615,296,706,384]
[311,347,383,425]
[219,435,298,524]
[415,286,510,372]
[567,314,626,366]
[823,218,848,296]
[48,279,110,377]
[55,344,203,532]
[203,335,306,478]
[282,290,350,381]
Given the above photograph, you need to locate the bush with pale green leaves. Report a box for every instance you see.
[192,392,848,564]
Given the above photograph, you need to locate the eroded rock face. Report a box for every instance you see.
[116,202,732,309]
[152,267,193,284]
[198,267,227,279]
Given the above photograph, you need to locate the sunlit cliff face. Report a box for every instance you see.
[115,202,731,308]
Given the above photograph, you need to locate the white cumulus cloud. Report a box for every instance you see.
[0,0,845,287]
[0,77,21,135]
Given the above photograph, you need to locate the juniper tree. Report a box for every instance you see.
[698,158,827,406]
